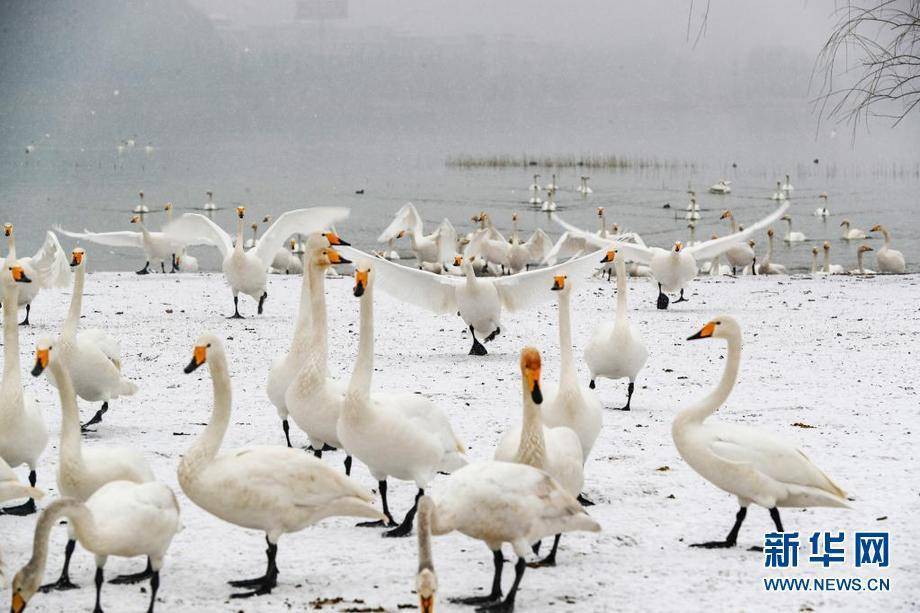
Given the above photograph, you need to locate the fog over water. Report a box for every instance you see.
[1,0,917,271]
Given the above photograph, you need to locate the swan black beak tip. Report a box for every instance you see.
[31,362,44,377]
[17,273,32,283]
[353,282,365,298]
[531,382,543,404]
[183,358,201,374]
[338,256,353,265]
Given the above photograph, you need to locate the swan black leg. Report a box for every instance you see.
[281,419,292,448]
[147,569,160,613]
[257,291,268,315]
[357,480,397,527]
[469,326,488,356]
[229,536,278,597]
[656,283,669,310]
[110,557,153,584]
[484,327,500,343]
[40,539,79,591]
[476,557,526,612]
[449,549,504,605]
[770,507,784,532]
[384,488,424,538]
[229,295,244,319]
[691,506,747,548]
[93,566,104,613]
[136,261,150,275]
[81,402,108,432]
[615,381,635,411]
[674,289,688,303]
[528,533,561,568]
[170,254,178,273]
[344,455,353,476]
[1,470,37,515]
[160,261,166,274]
[752,258,757,275]
[19,303,31,326]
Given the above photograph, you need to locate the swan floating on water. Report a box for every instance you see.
[840,219,867,240]
[708,179,731,194]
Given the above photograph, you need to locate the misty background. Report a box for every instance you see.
[0,0,917,270]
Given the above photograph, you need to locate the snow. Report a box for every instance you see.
[1,270,918,612]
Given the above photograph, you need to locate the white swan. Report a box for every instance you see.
[47,248,138,431]
[814,193,830,218]
[203,190,217,211]
[414,463,600,612]
[820,241,844,275]
[720,210,756,275]
[0,456,43,507]
[58,213,184,275]
[467,218,512,273]
[811,246,820,274]
[10,481,179,613]
[672,316,849,548]
[840,219,867,240]
[281,241,355,472]
[132,190,149,215]
[705,234,732,277]
[340,246,603,355]
[0,258,47,516]
[540,188,557,212]
[1,224,70,325]
[849,245,875,275]
[585,250,649,410]
[529,174,542,192]
[553,203,789,309]
[781,174,794,192]
[540,275,602,463]
[576,175,593,195]
[770,181,786,201]
[164,206,348,317]
[179,333,385,597]
[870,225,906,273]
[757,229,787,275]
[31,338,154,591]
[163,203,198,273]
[708,179,731,194]
[336,264,467,537]
[507,216,552,274]
[685,197,701,221]
[495,347,584,567]
[270,238,304,275]
[378,203,455,267]
[780,215,806,242]
[545,173,558,191]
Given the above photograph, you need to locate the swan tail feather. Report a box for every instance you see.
[325,496,388,522]
[437,451,468,474]
[781,484,851,509]
[119,379,139,397]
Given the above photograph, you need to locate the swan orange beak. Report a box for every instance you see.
[453,255,463,267]
[324,231,350,246]
[327,248,351,265]
[551,275,565,291]
[184,346,207,373]
[419,595,434,613]
[354,269,368,297]
[236,206,246,219]
[687,321,716,341]
[70,251,84,266]
[31,348,49,377]
[3,223,12,237]
[600,250,616,263]
[11,266,31,283]
[11,592,26,613]
[674,241,683,253]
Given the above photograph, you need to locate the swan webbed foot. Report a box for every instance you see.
[615,381,635,411]
[450,594,503,606]
[81,402,108,431]
[1,498,36,515]
[40,576,80,592]
[228,573,277,588]
[748,546,765,552]
[576,493,595,507]
[526,534,560,567]
[229,579,276,598]
[588,379,596,389]
[383,489,423,538]
[109,559,153,584]
[227,313,245,319]
[136,262,151,275]
[689,539,737,549]
[469,326,488,355]
[656,287,670,310]
[356,519,394,528]
[673,289,688,303]
[229,296,244,318]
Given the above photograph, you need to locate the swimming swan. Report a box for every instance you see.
[839,219,867,240]
[672,316,849,548]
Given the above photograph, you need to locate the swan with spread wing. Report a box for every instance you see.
[552,202,789,309]
[163,206,349,318]
[340,246,604,355]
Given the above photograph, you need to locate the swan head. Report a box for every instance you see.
[781,215,791,222]
[319,247,351,267]
[138,190,144,200]
[130,215,141,224]
[396,230,406,239]
[262,215,272,224]
[236,206,246,219]
[323,231,350,246]
[70,248,85,267]
[858,244,873,254]
[719,210,732,220]
[870,224,883,233]
[767,228,774,238]
[747,239,756,248]
[5,261,31,284]
[184,334,221,374]
[687,316,739,342]
[453,255,463,268]
[596,207,605,216]
[840,219,850,228]
[687,222,695,229]
[672,241,683,253]
[511,212,518,222]
[711,233,718,240]
[823,241,831,252]
[819,192,828,200]
[416,567,437,613]
[3,222,12,237]
[31,336,55,377]
[551,274,567,291]
[206,190,213,199]
[353,265,372,297]
[600,250,616,264]
[520,347,543,404]
[250,223,258,232]
[10,564,40,613]
[812,246,819,255]
[164,202,172,212]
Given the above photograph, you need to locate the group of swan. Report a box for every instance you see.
[378,203,456,269]
[0,224,70,325]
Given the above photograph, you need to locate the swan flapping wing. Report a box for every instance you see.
[493,249,605,311]
[435,217,458,264]
[30,231,71,287]
[377,202,424,242]
[254,207,349,269]
[525,228,553,261]
[542,231,588,265]
[340,246,462,314]
[56,226,145,250]
[163,213,234,258]
[688,201,790,261]
[550,214,655,264]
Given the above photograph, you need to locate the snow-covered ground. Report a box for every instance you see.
[1,270,917,612]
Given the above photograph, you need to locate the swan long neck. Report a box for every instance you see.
[881,227,891,247]
[558,288,575,384]
[186,350,232,471]
[417,499,434,572]
[48,359,85,471]
[462,259,477,284]
[22,499,99,589]
[234,217,244,253]
[515,383,546,468]
[676,333,742,425]
[857,250,865,273]
[615,259,628,322]
[811,252,818,274]
[823,249,831,273]
[729,217,739,233]
[346,281,375,403]
[300,257,328,368]
[62,261,85,340]
[1,280,22,396]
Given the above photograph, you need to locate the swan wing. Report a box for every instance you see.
[55,227,144,250]
[542,231,587,265]
[77,328,122,366]
[377,202,416,242]
[525,228,553,260]
[551,215,655,264]
[27,231,71,288]
[340,246,462,314]
[688,202,790,261]
[163,213,233,258]
[254,207,349,269]
[492,249,604,312]
[435,218,458,265]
